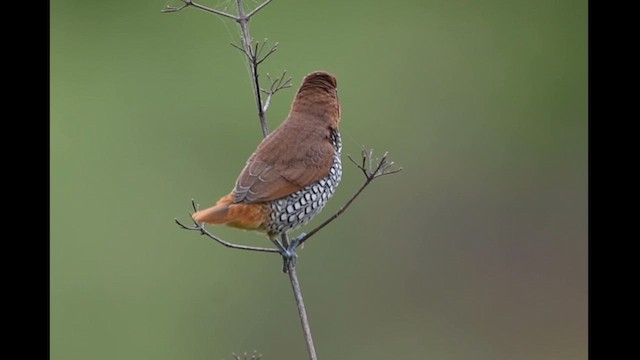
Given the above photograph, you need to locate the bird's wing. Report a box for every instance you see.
[233,128,334,203]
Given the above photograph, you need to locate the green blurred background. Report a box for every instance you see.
[51,0,587,359]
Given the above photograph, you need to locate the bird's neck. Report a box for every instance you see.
[289,94,340,129]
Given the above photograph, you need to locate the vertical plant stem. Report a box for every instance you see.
[287,262,318,360]
[236,0,270,137]
[235,2,315,358]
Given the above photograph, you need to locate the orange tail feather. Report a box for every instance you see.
[191,194,270,231]
[192,194,234,224]
[192,204,231,224]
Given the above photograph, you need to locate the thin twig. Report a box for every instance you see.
[231,351,263,360]
[164,0,281,138]
[245,0,273,19]
[176,200,281,254]
[284,232,318,360]
[297,176,371,247]
[161,2,189,13]
[296,149,402,247]
[288,267,317,360]
[161,0,239,20]
[261,71,292,112]
[230,41,251,59]
[256,42,279,65]
[235,0,271,137]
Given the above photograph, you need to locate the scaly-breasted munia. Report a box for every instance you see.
[192,71,342,244]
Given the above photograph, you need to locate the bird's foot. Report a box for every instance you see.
[290,232,306,250]
[280,233,307,273]
[275,232,309,273]
[280,246,298,273]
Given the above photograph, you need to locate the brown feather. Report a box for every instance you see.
[232,71,340,204]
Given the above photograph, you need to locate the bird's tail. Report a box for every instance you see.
[192,194,235,224]
[191,194,269,231]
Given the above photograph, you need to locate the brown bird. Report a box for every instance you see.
[192,71,342,248]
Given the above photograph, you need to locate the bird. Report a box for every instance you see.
[192,71,342,253]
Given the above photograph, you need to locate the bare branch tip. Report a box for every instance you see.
[259,40,268,52]
[246,0,273,19]
[190,199,199,212]
[175,218,193,230]
[347,154,362,168]
[161,6,182,13]
[230,42,248,56]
